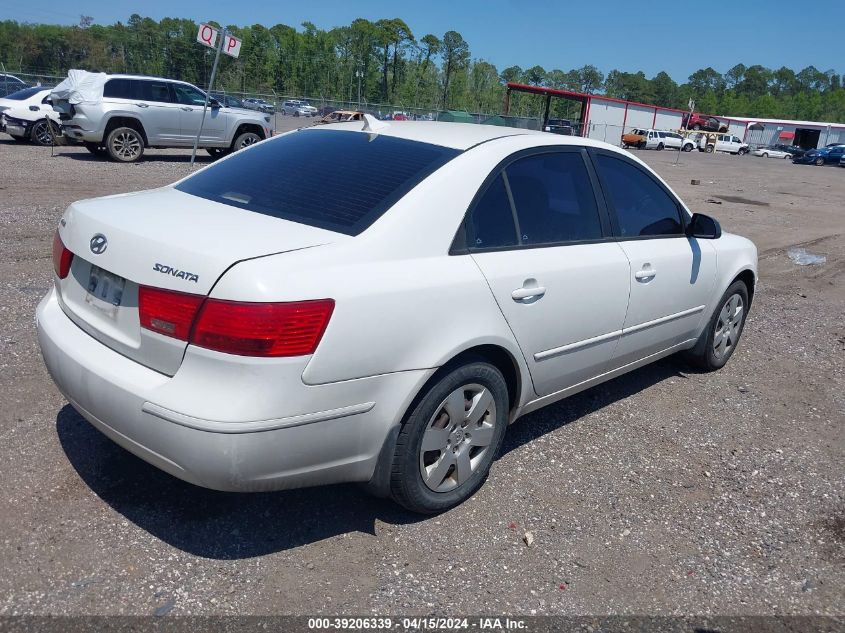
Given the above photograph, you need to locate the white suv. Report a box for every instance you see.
[52,74,273,162]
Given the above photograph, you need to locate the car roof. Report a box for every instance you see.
[302,120,637,154]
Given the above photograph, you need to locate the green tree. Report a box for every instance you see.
[439,30,469,109]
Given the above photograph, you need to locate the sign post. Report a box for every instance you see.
[191,23,242,167]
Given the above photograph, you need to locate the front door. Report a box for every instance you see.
[171,83,226,144]
[590,150,717,368]
[466,149,630,396]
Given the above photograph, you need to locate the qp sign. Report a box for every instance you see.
[197,23,218,49]
[222,34,242,58]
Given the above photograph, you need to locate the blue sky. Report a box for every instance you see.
[1,0,843,82]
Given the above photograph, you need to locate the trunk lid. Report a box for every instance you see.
[56,186,341,375]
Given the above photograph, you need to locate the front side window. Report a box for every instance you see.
[173,83,207,106]
[594,154,683,238]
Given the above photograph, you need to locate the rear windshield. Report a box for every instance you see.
[175,129,461,235]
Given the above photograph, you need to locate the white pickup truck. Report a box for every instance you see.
[697,133,750,155]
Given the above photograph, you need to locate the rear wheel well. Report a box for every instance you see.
[732,269,756,306]
[103,117,147,146]
[433,345,521,416]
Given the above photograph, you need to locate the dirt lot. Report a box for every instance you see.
[0,130,842,617]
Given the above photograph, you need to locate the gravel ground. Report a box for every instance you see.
[0,132,842,617]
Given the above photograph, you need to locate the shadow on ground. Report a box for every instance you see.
[57,149,213,163]
[57,358,688,559]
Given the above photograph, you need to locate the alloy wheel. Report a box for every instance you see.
[33,121,53,145]
[111,131,141,159]
[713,293,743,360]
[419,383,497,493]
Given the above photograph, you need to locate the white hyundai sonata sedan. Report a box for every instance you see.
[37,120,757,513]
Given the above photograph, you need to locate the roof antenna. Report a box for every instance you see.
[362,113,389,133]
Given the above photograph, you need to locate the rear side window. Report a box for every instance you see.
[594,154,683,237]
[5,87,42,100]
[175,129,460,236]
[103,79,132,99]
[505,152,602,245]
[468,175,518,249]
[135,80,172,103]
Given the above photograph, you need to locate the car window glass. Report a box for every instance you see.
[173,84,207,105]
[103,79,132,99]
[469,174,518,249]
[176,129,460,236]
[505,152,603,245]
[135,80,172,103]
[595,154,682,237]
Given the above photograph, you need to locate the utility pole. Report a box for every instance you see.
[356,64,363,107]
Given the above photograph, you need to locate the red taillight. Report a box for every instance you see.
[52,231,73,279]
[191,298,335,357]
[137,286,334,357]
[138,286,204,341]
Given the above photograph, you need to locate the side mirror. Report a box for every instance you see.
[686,213,721,239]
[210,99,221,109]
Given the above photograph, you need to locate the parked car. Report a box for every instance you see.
[0,73,28,98]
[752,144,795,159]
[699,133,749,155]
[792,144,845,165]
[662,131,697,151]
[50,72,273,162]
[621,128,647,148]
[318,105,337,117]
[544,118,573,135]
[37,119,757,513]
[242,98,275,114]
[282,100,317,117]
[0,87,60,145]
[210,93,247,109]
[623,130,695,152]
[753,143,805,159]
[840,155,845,167]
[317,110,364,124]
[683,113,728,132]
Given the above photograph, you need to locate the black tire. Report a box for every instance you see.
[705,144,714,153]
[30,119,54,146]
[656,142,664,151]
[105,126,144,162]
[762,152,768,158]
[84,142,108,157]
[684,280,749,371]
[389,361,509,514]
[638,141,645,149]
[692,124,702,130]
[231,131,262,152]
[683,143,694,152]
[815,157,825,166]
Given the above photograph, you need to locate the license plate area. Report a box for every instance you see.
[85,265,126,318]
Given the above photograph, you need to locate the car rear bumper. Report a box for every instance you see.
[36,287,433,492]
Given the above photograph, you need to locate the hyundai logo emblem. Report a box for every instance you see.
[90,234,108,255]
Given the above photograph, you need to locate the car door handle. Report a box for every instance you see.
[635,268,657,280]
[511,286,546,301]
[180,107,193,111]
[135,102,149,108]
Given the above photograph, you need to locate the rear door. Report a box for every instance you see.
[130,79,181,143]
[589,149,716,368]
[466,148,631,397]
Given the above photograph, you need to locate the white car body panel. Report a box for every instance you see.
[752,147,792,159]
[37,122,758,493]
